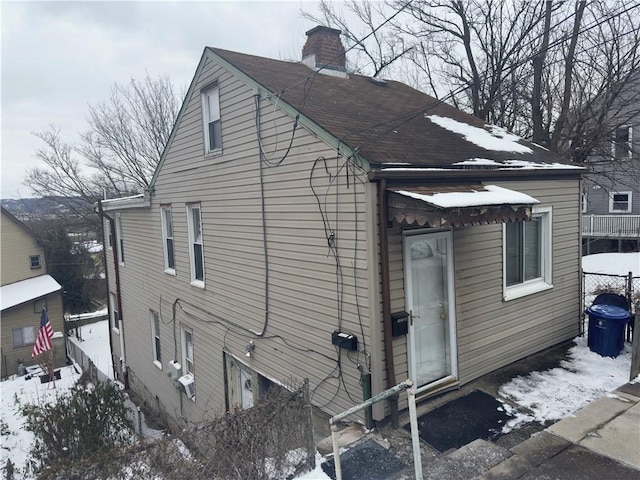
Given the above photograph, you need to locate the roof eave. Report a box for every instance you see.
[368,167,584,182]
[98,192,150,212]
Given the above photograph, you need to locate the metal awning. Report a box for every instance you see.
[387,184,539,227]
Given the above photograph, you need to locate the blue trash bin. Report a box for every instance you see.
[586,304,631,357]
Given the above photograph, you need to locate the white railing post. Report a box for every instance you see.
[407,381,423,480]
[329,380,420,480]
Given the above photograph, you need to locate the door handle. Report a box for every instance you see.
[409,310,420,325]
[439,303,446,320]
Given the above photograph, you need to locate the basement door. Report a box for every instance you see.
[404,230,457,391]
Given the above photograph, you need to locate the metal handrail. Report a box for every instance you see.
[329,379,423,480]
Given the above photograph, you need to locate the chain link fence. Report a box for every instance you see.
[135,378,315,480]
[582,271,639,336]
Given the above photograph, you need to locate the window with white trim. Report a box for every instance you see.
[182,327,194,376]
[504,206,553,301]
[110,292,120,332]
[581,192,587,213]
[106,219,113,249]
[160,206,175,273]
[30,255,41,269]
[151,310,162,368]
[613,125,632,159]
[115,213,125,264]
[202,84,222,153]
[186,204,205,286]
[12,326,36,348]
[609,191,632,213]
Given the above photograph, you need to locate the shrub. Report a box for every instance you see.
[19,381,134,478]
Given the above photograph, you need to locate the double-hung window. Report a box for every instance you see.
[160,206,175,274]
[151,310,162,368]
[202,84,222,153]
[609,191,632,213]
[613,126,632,159]
[106,219,113,249]
[186,204,205,286]
[110,292,120,332]
[182,328,194,376]
[115,213,125,264]
[12,326,36,348]
[503,207,553,301]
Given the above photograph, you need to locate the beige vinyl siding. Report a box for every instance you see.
[108,57,372,423]
[102,218,123,375]
[0,212,46,286]
[386,179,581,392]
[0,292,65,377]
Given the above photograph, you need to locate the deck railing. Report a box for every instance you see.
[582,214,640,238]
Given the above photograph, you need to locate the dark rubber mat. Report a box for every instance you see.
[411,389,513,452]
[321,438,406,480]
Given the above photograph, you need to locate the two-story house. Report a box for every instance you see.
[0,207,66,377]
[582,84,640,254]
[100,27,583,427]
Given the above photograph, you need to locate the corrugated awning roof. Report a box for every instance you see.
[1,275,62,311]
[387,184,539,227]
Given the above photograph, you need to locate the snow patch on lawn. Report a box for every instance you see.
[582,252,640,276]
[499,336,632,431]
[0,364,82,477]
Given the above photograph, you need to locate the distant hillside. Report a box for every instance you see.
[1,197,94,221]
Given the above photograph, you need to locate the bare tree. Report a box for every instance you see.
[303,0,640,182]
[25,74,181,219]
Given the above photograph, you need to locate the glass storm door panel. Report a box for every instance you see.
[404,232,456,388]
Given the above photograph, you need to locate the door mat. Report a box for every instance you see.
[410,389,513,453]
[321,438,406,480]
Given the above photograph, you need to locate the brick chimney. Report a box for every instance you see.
[301,26,347,77]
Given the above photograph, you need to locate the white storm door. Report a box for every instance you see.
[404,231,457,389]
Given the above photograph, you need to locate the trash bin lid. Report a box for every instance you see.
[587,303,630,320]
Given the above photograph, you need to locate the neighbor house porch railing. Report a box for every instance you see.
[582,214,640,238]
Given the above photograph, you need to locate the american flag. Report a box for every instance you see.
[31,309,54,357]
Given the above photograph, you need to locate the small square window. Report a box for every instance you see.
[609,192,631,213]
[12,326,36,348]
[30,255,41,269]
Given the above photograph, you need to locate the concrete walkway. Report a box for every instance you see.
[477,381,640,480]
[323,381,640,479]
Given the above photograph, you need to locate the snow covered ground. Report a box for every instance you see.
[1,364,82,477]
[67,318,114,380]
[582,251,640,276]
[499,336,634,430]
[2,252,637,479]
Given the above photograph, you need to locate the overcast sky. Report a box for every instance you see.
[1,1,322,199]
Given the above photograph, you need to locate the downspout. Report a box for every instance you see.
[97,201,129,389]
[377,178,399,426]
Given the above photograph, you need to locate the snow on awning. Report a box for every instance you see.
[387,184,539,227]
[1,275,62,311]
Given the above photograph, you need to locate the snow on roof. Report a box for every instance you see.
[1,275,62,310]
[395,185,539,209]
[500,159,582,169]
[101,193,144,204]
[451,158,583,170]
[426,115,533,153]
